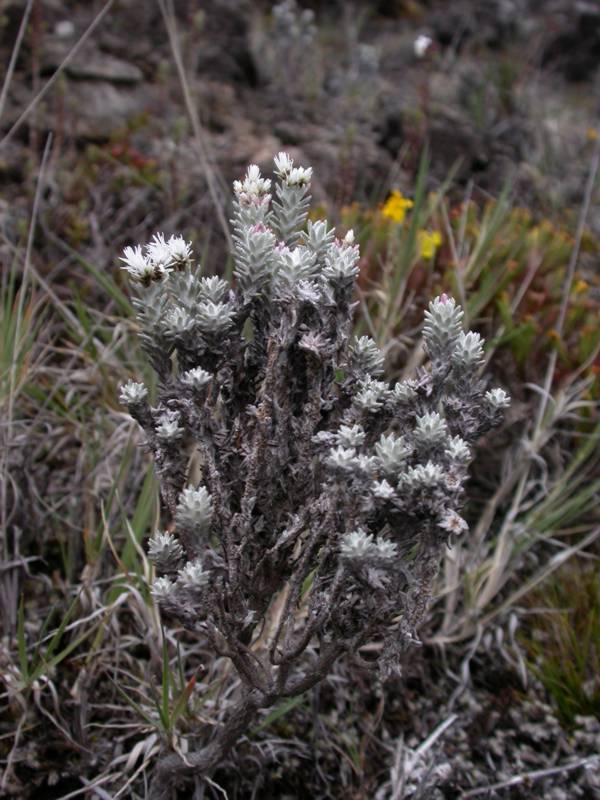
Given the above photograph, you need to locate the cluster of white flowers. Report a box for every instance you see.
[177,558,210,587]
[445,435,471,463]
[323,235,360,285]
[327,446,358,472]
[273,243,317,287]
[414,412,448,447]
[372,479,397,501]
[120,233,193,283]
[119,379,148,405]
[301,219,335,257]
[399,461,446,490]
[349,336,385,376]
[148,531,184,572]
[335,424,366,449]
[353,377,390,412]
[485,387,511,410]
[340,529,397,561]
[423,294,464,360]
[155,410,184,443]
[196,300,236,335]
[150,556,210,599]
[437,509,468,536]
[164,305,195,338]
[151,576,175,599]
[274,151,313,186]
[112,152,513,720]
[393,379,418,403]
[233,164,272,206]
[452,331,485,368]
[375,433,413,476]
[175,486,213,535]
[180,367,212,391]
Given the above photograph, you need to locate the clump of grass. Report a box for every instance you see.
[520,561,600,725]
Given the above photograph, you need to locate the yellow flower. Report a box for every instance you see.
[417,229,442,260]
[381,190,413,224]
[573,279,589,294]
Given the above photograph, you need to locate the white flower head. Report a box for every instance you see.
[151,576,174,599]
[438,509,469,536]
[326,446,357,472]
[350,336,384,377]
[414,412,448,447]
[234,164,271,205]
[372,479,396,500]
[340,529,374,559]
[414,34,433,58]
[120,245,155,283]
[373,536,397,560]
[176,486,213,532]
[274,151,294,176]
[375,433,413,475]
[485,388,511,410]
[181,367,212,391]
[353,377,389,412]
[164,305,195,337]
[285,166,313,187]
[199,276,229,303]
[295,280,321,305]
[452,331,485,368]
[196,301,235,335]
[354,454,378,474]
[445,435,471,463]
[166,234,193,270]
[393,379,418,403]
[146,232,174,271]
[119,380,148,405]
[148,531,184,571]
[400,461,445,489]
[336,424,366,448]
[177,558,210,587]
[156,410,184,442]
[423,294,464,358]
[343,228,355,246]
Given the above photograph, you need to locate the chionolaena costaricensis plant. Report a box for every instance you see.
[118,153,510,796]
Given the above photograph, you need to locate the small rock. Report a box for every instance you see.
[66,51,144,84]
[55,20,76,39]
[63,81,160,140]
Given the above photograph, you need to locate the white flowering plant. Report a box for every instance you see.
[117,153,509,797]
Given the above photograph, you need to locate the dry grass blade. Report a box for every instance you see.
[0,0,34,125]
[462,755,600,797]
[157,0,231,249]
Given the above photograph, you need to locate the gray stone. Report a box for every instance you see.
[66,51,144,84]
[63,81,159,140]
